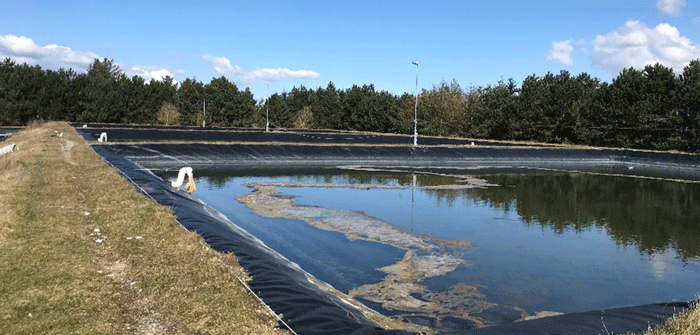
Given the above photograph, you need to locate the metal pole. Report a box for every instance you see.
[265,82,270,132]
[412,61,419,146]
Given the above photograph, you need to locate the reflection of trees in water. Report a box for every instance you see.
[200,169,464,190]
[425,174,700,259]
[198,169,700,258]
[203,172,235,188]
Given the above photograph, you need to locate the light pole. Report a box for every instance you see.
[265,82,270,132]
[412,61,419,146]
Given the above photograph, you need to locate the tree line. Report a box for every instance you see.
[1,57,700,152]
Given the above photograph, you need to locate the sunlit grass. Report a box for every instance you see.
[0,122,289,334]
[631,301,700,335]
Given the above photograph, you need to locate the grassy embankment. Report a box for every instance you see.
[0,122,289,334]
[627,301,699,335]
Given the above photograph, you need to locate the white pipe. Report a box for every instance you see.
[171,167,194,189]
[0,143,18,156]
[97,132,107,142]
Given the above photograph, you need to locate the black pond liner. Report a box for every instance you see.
[74,124,541,147]
[91,145,412,335]
[0,127,20,142]
[460,302,692,335]
[95,142,700,181]
[87,139,700,335]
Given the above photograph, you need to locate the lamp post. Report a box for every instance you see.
[412,61,419,146]
[265,82,270,132]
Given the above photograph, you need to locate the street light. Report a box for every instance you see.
[412,61,419,146]
[265,82,270,132]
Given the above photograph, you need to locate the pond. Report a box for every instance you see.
[173,168,700,332]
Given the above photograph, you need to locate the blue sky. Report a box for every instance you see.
[1,0,699,99]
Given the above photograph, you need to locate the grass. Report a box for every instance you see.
[629,301,700,335]
[0,122,289,334]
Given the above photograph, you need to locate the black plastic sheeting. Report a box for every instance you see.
[98,142,700,181]
[75,124,540,147]
[461,302,691,335]
[0,127,20,142]
[92,145,413,335]
[85,137,700,335]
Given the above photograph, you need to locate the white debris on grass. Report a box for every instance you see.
[0,143,19,156]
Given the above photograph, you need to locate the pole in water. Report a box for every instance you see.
[411,173,416,233]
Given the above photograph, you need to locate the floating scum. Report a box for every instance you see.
[77,124,700,335]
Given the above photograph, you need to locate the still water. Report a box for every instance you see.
[181,169,700,329]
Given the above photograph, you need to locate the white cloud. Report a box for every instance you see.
[125,66,177,83]
[0,34,179,83]
[590,20,700,74]
[250,67,320,80]
[547,39,575,65]
[202,54,240,75]
[202,54,319,84]
[0,34,98,71]
[657,0,685,16]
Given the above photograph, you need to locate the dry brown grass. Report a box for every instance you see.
[630,301,700,335]
[0,122,289,335]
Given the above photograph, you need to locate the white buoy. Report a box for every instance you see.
[97,132,107,142]
[172,167,196,193]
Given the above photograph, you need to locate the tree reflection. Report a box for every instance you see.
[194,168,700,260]
[426,174,700,259]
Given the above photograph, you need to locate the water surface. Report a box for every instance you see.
[176,168,700,331]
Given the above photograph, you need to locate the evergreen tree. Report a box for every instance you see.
[470,80,519,140]
[310,82,343,130]
[679,60,700,150]
[420,80,468,137]
[176,78,205,126]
